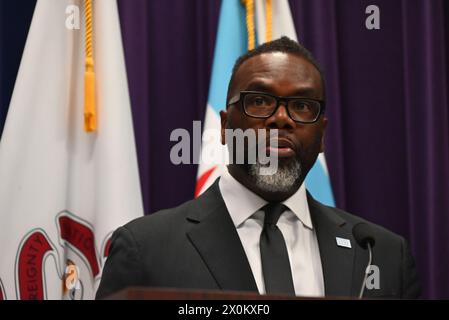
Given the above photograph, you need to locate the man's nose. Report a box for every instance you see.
[265,103,295,129]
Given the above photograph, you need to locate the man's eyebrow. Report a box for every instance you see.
[244,82,319,97]
[245,82,273,92]
[290,87,318,97]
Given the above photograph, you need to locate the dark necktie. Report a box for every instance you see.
[260,203,295,295]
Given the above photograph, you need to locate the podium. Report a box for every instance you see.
[104,287,313,300]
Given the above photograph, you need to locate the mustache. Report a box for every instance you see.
[241,137,303,163]
[225,128,304,159]
[249,131,300,153]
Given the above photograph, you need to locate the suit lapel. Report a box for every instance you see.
[308,193,356,297]
[186,181,258,292]
[185,182,364,297]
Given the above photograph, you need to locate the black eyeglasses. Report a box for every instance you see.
[227,91,326,124]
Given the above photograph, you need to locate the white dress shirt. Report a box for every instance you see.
[218,169,325,297]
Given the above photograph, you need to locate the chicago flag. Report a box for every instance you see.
[196,0,335,206]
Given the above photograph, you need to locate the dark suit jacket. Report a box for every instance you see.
[96,180,421,299]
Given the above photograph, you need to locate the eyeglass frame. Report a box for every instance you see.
[226,90,326,124]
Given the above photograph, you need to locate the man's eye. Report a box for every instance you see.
[291,101,311,112]
[253,97,267,106]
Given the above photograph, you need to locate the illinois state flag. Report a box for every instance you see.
[196,0,335,206]
[0,0,143,300]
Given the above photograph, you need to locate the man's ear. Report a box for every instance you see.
[220,110,228,145]
[320,117,328,153]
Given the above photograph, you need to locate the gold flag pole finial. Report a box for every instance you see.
[84,0,97,132]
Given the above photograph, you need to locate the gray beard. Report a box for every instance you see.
[248,158,301,194]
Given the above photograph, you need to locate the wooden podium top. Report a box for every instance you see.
[104,287,319,300]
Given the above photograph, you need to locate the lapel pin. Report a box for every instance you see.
[336,237,352,249]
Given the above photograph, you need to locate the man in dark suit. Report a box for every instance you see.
[96,37,421,299]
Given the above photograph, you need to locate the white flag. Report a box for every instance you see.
[254,0,298,42]
[0,0,143,300]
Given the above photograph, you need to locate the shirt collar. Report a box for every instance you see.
[218,168,313,229]
[283,181,313,229]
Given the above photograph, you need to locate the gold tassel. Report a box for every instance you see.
[265,0,272,43]
[242,0,255,50]
[84,0,97,132]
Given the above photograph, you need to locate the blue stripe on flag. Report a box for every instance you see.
[305,160,335,206]
[208,0,247,113]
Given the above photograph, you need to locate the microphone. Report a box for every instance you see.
[352,223,376,299]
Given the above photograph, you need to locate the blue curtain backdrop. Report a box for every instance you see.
[0,0,448,299]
